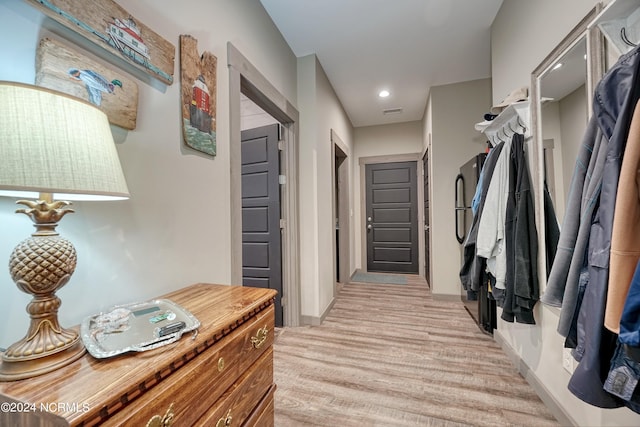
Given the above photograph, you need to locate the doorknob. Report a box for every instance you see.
[367,224,372,230]
[367,216,372,222]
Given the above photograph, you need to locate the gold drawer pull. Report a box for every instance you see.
[251,326,269,349]
[217,356,225,372]
[146,402,175,427]
[216,409,233,427]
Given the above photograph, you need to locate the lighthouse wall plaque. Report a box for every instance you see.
[179,35,217,157]
[36,38,139,130]
[25,0,175,86]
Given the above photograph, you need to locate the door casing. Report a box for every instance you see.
[422,148,431,286]
[228,42,301,326]
[332,129,350,291]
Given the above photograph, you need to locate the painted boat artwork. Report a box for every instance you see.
[106,17,151,66]
[26,0,174,85]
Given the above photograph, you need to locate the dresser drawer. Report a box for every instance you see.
[103,305,274,426]
[244,383,276,427]
[195,347,273,427]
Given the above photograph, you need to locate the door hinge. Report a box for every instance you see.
[279,175,286,185]
[281,296,287,307]
[278,140,285,151]
[278,124,284,141]
[280,219,286,229]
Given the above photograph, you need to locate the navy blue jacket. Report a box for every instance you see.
[569,45,640,408]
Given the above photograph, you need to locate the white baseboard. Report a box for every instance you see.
[494,331,577,427]
[301,296,336,326]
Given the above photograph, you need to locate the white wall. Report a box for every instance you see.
[541,101,567,220]
[559,86,589,208]
[542,85,588,221]
[428,78,492,297]
[492,1,639,425]
[0,0,297,347]
[354,121,424,159]
[491,0,601,105]
[297,54,354,323]
[353,121,424,271]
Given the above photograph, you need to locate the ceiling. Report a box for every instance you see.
[260,0,504,128]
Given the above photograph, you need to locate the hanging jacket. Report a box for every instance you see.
[501,133,539,324]
[460,142,504,293]
[605,97,640,333]
[599,101,640,406]
[603,259,640,413]
[541,45,640,333]
[477,140,512,290]
[502,134,519,317]
[513,134,539,322]
[618,259,640,347]
[540,115,606,333]
[568,44,640,409]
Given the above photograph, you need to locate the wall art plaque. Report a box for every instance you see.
[36,38,139,130]
[180,35,217,156]
[26,0,175,85]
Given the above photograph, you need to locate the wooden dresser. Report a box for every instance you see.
[0,283,278,426]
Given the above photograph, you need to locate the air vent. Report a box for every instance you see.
[383,107,403,115]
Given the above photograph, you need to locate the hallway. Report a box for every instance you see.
[273,275,559,426]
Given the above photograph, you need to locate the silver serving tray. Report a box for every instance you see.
[80,298,200,359]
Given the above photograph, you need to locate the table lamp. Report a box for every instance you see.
[0,81,129,381]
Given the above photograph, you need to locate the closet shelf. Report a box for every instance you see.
[481,100,531,144]
[590,0,640,56]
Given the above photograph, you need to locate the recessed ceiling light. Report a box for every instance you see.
[552,62,563,71]
[379,90,390,98]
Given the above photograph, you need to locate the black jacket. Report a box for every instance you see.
[501,133,538,324]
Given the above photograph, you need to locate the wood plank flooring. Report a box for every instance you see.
[273,275,559,426]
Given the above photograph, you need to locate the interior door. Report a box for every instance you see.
[365,161,419,273]
[423,152,431,285]
[241,124,283,326]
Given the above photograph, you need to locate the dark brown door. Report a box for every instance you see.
[241,124,283,326]
[423,153,430,285]
[365,161,419,273]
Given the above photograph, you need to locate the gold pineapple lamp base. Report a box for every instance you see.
[0,196,86,381]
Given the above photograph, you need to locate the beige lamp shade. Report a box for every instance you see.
[0,81,129,201]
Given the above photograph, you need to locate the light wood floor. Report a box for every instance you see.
[273,275,559,426]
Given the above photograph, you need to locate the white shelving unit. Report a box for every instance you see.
[590,0,640,56]
[481,100,531,145]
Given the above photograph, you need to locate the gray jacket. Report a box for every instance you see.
[540,115,606,335]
